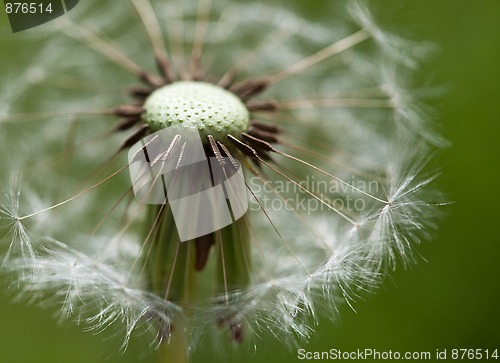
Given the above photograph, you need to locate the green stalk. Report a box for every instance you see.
[144,204,195,363]
[144,202,251,361]
[216,217,251,295]
[158,330,190,363]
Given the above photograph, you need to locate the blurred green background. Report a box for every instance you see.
[1,1,499,362]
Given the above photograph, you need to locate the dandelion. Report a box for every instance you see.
[0,0,442,362]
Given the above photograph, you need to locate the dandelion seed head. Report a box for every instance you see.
[0,0,444,357]
[144,81,249,141]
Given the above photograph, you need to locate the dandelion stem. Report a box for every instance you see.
[278,138,386,182]
[158,331,190,363]
[257,157,358,225]
[142,203,198,361]
[218,19,296,87]
[0,110,116,123]
[268,29,370,84]
[254,172,334,253]
[62,19,145,76]
[245,182,312,277]
[131,0,168,60]
[165,2,189,80]
[131,0,176,82]
[18,165,129,220]
[190,0,212,79]
[276,98,394,109]
[272,150,389,204]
